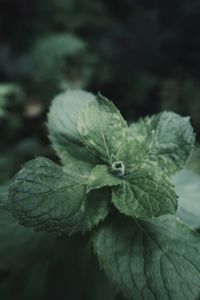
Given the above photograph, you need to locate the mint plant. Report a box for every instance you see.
[5,90,200,299]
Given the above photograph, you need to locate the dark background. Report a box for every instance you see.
[0,1,200,299]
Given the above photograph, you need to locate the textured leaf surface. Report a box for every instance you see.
[112,168,178,218]
[87,165,121,192]
[7,157,109,234]
[129,112,195,175]
[116,137,151,172]
[172,169,200,229]
[93,216,200,300]
[77,94,127,164]
[48,90,99,166]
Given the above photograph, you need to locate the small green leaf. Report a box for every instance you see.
[129,112,195,175]
[77,93,127,164]
[112,168,178,218]
[7,157,109,234]
[87,165,121,192]
[85,187,111,230]
[172,169,200,229]
[93,215,200,300]
[48,90,99,166]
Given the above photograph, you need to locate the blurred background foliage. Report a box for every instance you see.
[0,0,200,299]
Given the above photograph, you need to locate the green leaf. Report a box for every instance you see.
[112,168,178,218]
[116,137,152,172]
[172,169,200,229]
[6,157,109,234]
[93,215,200,300]
[48,90,99,166]
[77,93,127,164]
[87,165,121,192]
[129,112,195,175]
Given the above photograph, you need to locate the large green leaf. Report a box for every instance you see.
[6,157,109,234]
[48,90,99,166]
[77,94,127,164]
[112,168,178,218]
[129,112,195,175]
[172,169,200,229]
[93,215,200,300]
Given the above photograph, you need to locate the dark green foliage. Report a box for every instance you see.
[1,1,200,299]
[0,208,116,300]
[4,90,200,300]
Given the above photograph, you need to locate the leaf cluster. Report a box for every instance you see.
[4,90,200,300]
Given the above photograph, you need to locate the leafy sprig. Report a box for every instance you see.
[5,90,200,299]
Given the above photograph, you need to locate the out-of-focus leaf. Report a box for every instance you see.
[0,207,116,300]
[0,182,9,206]
[172,169,200,229]
[28,33,96,95]
[187,146,200,175]
[0,84,24,118]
